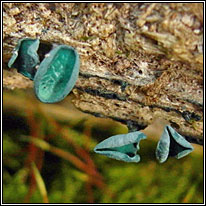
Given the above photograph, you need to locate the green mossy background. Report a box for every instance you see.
[3,89,203,203]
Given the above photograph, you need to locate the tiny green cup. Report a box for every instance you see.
[8,38,40,80]
[34,45,80,103]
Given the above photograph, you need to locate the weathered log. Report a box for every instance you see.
[3,3,203,145]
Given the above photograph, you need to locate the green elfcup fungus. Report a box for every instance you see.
[8,38,40,80]
[34,45,80,103]
[94,131,147,163]
[156,125,194,163]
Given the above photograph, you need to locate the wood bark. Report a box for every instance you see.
[3,3,203,145]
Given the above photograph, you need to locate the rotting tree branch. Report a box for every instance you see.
[3,3,203,145]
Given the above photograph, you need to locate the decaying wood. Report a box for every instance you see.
[3,3,203,145]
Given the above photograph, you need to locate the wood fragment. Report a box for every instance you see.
[3,3,203,145]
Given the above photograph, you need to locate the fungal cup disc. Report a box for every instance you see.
[34,45,80,103]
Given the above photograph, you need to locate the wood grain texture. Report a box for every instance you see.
[3,3,203,144]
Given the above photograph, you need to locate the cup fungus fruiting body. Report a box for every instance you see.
[8,38,40,80]
[34,45,80,103]
[156,125,194,163]
[94,131,147,163]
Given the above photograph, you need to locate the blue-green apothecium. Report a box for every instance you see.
[8,38,40,80]
[94,131,147,163]
[156,125,194,163]
[34,45,80,103]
